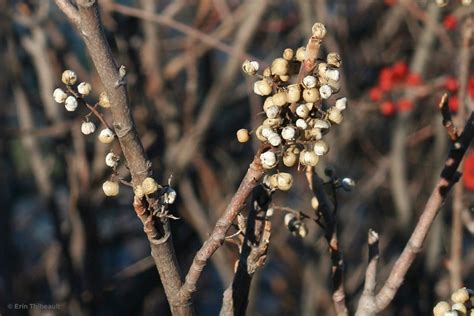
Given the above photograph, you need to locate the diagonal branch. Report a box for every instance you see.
[374,111,474,312]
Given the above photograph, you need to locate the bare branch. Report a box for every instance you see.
[54,0,80,26]
[355,229,380,316]
[374,112,474,312]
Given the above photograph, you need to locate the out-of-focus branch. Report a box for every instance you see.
[389,3,440,228]
[220,184,272,316]
[450,16,473,292]
[374,111,474,312]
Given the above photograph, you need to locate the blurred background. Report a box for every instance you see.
[1,0,474,315]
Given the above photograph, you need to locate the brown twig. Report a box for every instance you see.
[355,229,380,316]
[373,111,474,312]
[54,1,190,314]
[178,151,265,303]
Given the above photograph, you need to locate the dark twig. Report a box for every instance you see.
[439,93,459,142]
[220,184,272,316]
[311,172,348,316]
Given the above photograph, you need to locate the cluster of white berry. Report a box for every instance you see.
[237,23,347,192]
[433,287,473,316]
[53,70,177,205]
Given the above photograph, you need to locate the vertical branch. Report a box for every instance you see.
[449,16,473,291]
[54,1,190,314]
[355,230,380,316]
[220,184,272,316]
[390,3,440,228]
[311,172,348,316]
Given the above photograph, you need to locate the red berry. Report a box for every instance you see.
[444,77,458,92]
[384,0,397,5]
[463,151,474,191]
[379,68,394,91]
[406,73,422,86]
[392,62,408,80]
[443,15,457,30]
[369,87,383,102]
[448,96,459,113]
[379,101,396,116]
[397,99,413,112]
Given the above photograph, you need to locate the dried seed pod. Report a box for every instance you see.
[263,67,272,78]
[279,74,290,82]
[271,58,289,76]
[236,129,250,143]
[303,75,317,89]
[99,92,110,108]
[312,22,326,39]
[284,213,296,227]
[255,125,267,141]
[335,97,347,111]
[105,152,119,168]
[272,91,287,107]
[102,180,119,197]
[276,172,293,191]
[65,96,78,112]
[296,104,310,118]
[260,151,278,169]
[305,128,322,140]
[263,97,274,111]
[300,149,319,166]
[296,47,306,62]
[134,184,144,198]
[327,52,342,68]
[327,107,343,124]
[319,84,332,99]
[296,118,308,130]
[267,174,279,189]
[62,69,77,85]
[305,102,314,111]
[286,84,301,103]
[81,121,96,135]
[283,150,298,167]
[77,82,92,96]
[312,119,331,129]
[268,133,282,147]
[253,79,272,96]
[313,140,329,156]
[317,62,328,78]
[297,223,308,238]
[281,126,296,140]
[325,68,340,82]
[53,88,68,103]
[163,187,177,204]
[452,303,467,315]
[341,178,355,191]
[433,301,451,316]
[263,118,282,128]
[265,105,280,119]
[452,288,470,304]
[142,177,160,195]
[242,60,259,75]
[302,88,320,102]
[98,128,115,144]
[283,48,294,61]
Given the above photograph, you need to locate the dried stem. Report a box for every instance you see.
[311,172,348,316]
[374,112,474,312]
